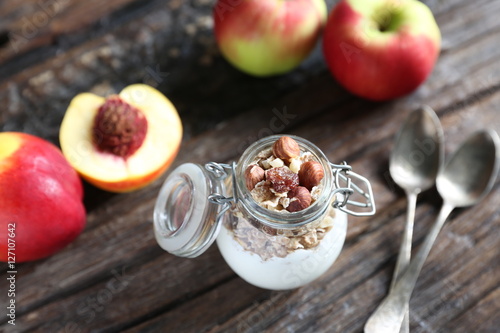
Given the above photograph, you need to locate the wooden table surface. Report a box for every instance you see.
[1,0,499,332]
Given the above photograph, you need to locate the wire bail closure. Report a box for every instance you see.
[204,160,376,219]
[205,162,237,224]
[330,162,376,217]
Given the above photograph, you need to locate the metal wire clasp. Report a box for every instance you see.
[205,162,237,222]
[204,161,376,219]
[330,162,376,217]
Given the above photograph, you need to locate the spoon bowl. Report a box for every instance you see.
[437,129,500,207]
[390,105,443,192]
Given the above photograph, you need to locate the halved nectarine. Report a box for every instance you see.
[60,84,183,192]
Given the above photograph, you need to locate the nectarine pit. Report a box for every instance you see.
[92,95,147,158]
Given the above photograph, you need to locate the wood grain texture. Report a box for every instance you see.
[0,0,499,332]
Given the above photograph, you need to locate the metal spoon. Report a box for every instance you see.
[388,106,443,333]
[365,129,500,333]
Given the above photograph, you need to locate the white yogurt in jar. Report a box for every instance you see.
[216,209,347,290]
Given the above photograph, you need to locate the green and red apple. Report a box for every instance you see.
[0,132,86,262]
[213,0,327,76]
[60,84,183,193]
[322,0,441,101]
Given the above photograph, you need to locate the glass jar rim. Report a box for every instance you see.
[235,135,335,229]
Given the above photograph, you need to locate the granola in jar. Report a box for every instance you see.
[224,136,337,261]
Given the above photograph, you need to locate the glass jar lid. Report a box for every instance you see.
[153,162,229,258]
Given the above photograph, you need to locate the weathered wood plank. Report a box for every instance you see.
[442,286,500,333]
[124,279,276,333]
[1,0,499,332]
[8,247,236,332]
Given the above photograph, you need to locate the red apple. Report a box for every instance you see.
[213,0,327,76]
[322,0,441,101]
[0,132,86,262]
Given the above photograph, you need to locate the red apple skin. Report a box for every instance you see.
[214,0,327,76]
[0,132,86,262]
[322,0,440,101]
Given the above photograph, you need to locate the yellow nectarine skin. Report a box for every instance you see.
[0,132,86,262]
[60,84,183,193]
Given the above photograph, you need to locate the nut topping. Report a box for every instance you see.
[245,164,265,191]
[287,186,312,212]
[247,136,323,212]
[272,136,300,160]
[298,161,324,190]
[230,135,337,261]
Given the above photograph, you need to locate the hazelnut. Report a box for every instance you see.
[272,136,300,160]
[287,186,312,212]
[298,161,324,190]
[245,164,265,191]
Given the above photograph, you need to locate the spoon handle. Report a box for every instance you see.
[390,191,418,333]
[364,202,455,333]
[392,192,417,289]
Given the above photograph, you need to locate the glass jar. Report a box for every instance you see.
[154,135,375,290]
